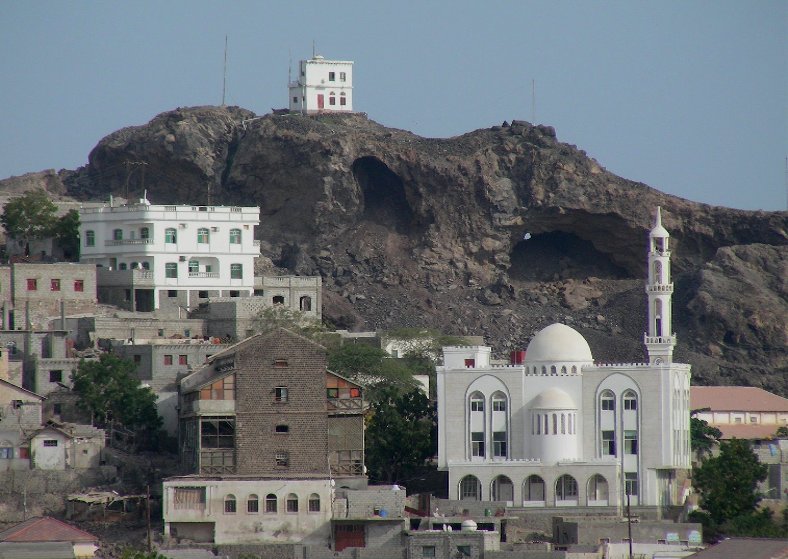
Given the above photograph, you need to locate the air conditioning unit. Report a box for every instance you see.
[179,223,187,229]
[211,227,219,232]
[179,256,186,262]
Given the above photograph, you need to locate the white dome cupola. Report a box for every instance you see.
[528,387,579,462]
[524,323,593,376]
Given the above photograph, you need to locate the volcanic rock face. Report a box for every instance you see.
[4,106,787,395]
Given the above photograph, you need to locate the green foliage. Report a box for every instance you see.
[71,354,162,436]
[693,438,768,524]
[328,343,418,401]
[250,305,328,341]
[775,426,788,438]
[1,189,58,242]
[690,413,722,458]
[689,508,788,541]
[365,386,435,484]
[119,549,169,559]
[51,208,80,260]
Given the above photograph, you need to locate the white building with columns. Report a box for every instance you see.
[79,196,260,312]
[436,208,691,510]
[289,55,353,114]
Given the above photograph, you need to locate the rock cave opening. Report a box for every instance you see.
[352,156,414,233]
[508,231,629,282]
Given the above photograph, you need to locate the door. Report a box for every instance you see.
[317,94,324,109]
[335,524,365,551]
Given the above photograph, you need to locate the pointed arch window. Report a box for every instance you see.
[459,475,481,500]
[491,475,513,502]
[587,474,609,504]
[654,260,663,283]
[623,391,638,411]
[524,475,545,502]
[600,390,615,411]
[555,475,578,501]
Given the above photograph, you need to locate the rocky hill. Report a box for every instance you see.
[3,106,787,395]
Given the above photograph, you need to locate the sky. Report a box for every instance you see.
[1,1,785,211]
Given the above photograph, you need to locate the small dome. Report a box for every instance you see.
[531,387,576,410]
[525,323,593,363]
[461,519,478,532]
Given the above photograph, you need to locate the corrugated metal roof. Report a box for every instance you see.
[691,386,788,413]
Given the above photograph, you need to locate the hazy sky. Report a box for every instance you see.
[1,1,785,210]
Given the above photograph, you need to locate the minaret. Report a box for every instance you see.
[645,206,676,364]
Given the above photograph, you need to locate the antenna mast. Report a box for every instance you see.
[222,35,228,106]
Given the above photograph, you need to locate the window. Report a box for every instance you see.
[85,230,95,246]
[422,546,436,558]
[229,228,241,244]
[27,278,37,291]
[230,263,242,279]
[272,295,285,305]
[328,71,335,81]
[200,418,234,448]
[50,279,60,291]
[329,94,336,106]
[493,431,507,457]
[624,430,638,454]
[165,263,178,278]
[625,472,639,496]
[602,430,615,455]
[524,475,545,501]
[465,358,475,368]
[197,228,209,243]
[74,279,84,292]
[164,355,173,365]
[247,494,259,513]
[198,290,208,298]
[308,493,320,512]
[113,229,123,240]
[49,370,62,383]
[275,387,288,402]
[174,487,206,510]
[275,424,289,433]
[199,376,235,401]
[53,403,62,414]
[286,493,298,512]
[459,475,481,500]
[624,392,638,410]
[276,452,289,467]
[471,432,485,457]
[43,440,58,447]
[470,396,484,412]
[140,227,149,239]
[133,355,141,364]
[142,261,150,270]
[340,93,346,106]
[265,494,277,513]
[188,260,199,274]
[178,355,187,366]
[492,398,506,412]
[340,72,346,82]
[293,96,298,103]
[299,296,312,311]
[168,290,177,297]
[224,494,236,513]
[0,447,12,459]
[165,228,177,243]
[457,546,471,557]
[274,359,288,367]
[601,391,615,411]
[229,290,239,297]
[555,475,578,500]
[750,416,758,424]
[119,263,127,270]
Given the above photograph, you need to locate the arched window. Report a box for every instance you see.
[561,413,566,434]
[300,296,312,311]
[247,494,259,513]
[165,228,177,243]
[561,366,567,375]
[340,92,347,106]
[308,493,320,512]
[654,260,663,283]
[587,474,609,504]
[197,228,210,243]
[459,475,481,500]
[654,299,663,336]
[523,475,545,502]
[141,261,150,270]
[469,391,485,457]
[623,390,638,411]
[131,262,139,269]
[85,230,95,247]
[286,493,298,512]
[265,493,277,513]
[550,365,557,375]
[491,475,513,502]
[224,494,236,513]
[552,413,558,434]
[329,92,336,105]
[571,366,577,374]
[555,475,578,501]
[165,263,178,278]
[229,228,241,244]
[541,366,547,375]
[600,390,615,411]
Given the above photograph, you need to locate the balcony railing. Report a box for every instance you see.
[188,272,220,278]
[104,239,154,246]
[646,284,674,293]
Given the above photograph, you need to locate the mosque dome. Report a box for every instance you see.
[525,323,593,363]
[531,387,576,410]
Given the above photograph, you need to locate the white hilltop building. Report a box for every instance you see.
[79,196,261,312]
[289,54,353,114]
[436,207,692,510]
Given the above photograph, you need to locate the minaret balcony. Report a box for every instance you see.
[649,250,671,257]
[644,335,676,345]
[646,284,674,293]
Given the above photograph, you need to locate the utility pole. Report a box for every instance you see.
[146,484,152,552]
[626,491,633,559]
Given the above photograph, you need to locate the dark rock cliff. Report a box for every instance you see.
[4,106,787,395]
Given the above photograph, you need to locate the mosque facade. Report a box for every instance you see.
[436,208,691,509]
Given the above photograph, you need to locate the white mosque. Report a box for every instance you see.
[436,207,691,509]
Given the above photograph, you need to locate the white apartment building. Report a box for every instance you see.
[79,197,260,312]
[436,208,692,510]
[289,55,353,114]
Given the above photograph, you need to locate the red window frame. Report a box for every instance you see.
[164,355,173,365]
[74,279,84,292]
[27,278,37,291]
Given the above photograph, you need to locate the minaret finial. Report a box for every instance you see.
[655,206,662,228]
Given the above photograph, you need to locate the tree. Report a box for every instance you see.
[775,426,788,438]
[690,411,722,459]
[71,354,162,437]
[51,208,80,260]
[693,438,768,524]
[364,386,435,484]
[1,189,58,248]
[250,306,327,342]
[328,343,419,401]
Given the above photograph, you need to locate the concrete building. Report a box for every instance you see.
[289,55,353,114]
[79,196,260,311]
[690,386,788,440]
[164,328,367,545]
[0,516,99,558]
[436,208,692,511]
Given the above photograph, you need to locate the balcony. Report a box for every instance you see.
[644,335,676,345]
[104,239,154,246]
[646,284,674,293]
[192,400,235,414]
[96,268,155,287]
[188,272,220,279]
